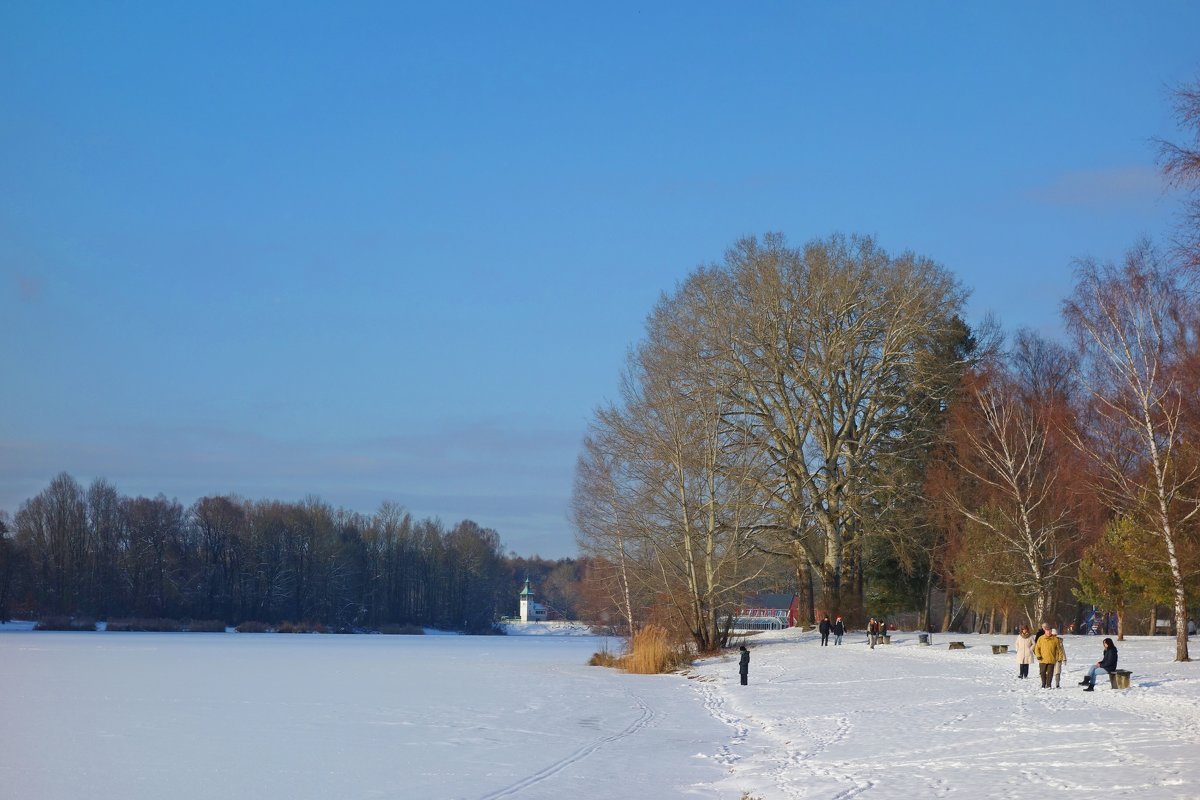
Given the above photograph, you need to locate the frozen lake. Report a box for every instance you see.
[4,627,1199,798]
[0,631,729,799]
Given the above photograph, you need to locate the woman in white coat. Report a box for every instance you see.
[1014,625,1035,679]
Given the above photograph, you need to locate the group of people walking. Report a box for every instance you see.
[816,615,889,647]
[1015,623,1118,691]
[817,615,846,646]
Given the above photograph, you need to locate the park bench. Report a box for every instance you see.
[1109,669,1132,689]
[876,635,891,645]
[948,641,966,650]
[918,633,931,646]
[992,644,1009,654]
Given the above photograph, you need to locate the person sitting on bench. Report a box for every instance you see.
[1080,638,1118,691]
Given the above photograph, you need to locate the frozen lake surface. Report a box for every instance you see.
[0,631,728,799]
[3,626,1199,798]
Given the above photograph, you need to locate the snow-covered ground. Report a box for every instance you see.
[690,628,1200,799]
[1,625,1197,798]
[501,620,598,636]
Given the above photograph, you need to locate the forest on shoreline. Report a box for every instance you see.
[0,480,585,634]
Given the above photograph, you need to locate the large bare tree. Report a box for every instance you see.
[1064,241,1199,661]
[694,233,968,614]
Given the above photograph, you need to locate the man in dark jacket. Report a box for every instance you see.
[738,646,750,685]
[1081,638,1118,691]
[818,615,832,646]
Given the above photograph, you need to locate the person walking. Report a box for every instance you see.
[1080,638,1118,691]
[1014,625,1034,679]
[868,618,880,649]
[1052,629,1066,687]
[1034,627,1064,688]
[833,615,845,645]
[818,615,832,646]
[738,645,750,686]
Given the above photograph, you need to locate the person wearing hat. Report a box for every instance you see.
[738,645,750,685]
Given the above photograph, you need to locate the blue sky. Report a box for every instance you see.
[2,3,1197,557]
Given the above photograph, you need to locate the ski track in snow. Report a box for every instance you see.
[476,694,655,800]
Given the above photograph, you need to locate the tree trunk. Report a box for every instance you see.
[794,544,815,627]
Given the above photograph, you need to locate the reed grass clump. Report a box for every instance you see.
[624,625,691,674]
[587,625,692,674]
[588,648,622,667]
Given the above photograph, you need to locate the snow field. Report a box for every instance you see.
[1,625,1197,799]
[689,628,1200,799]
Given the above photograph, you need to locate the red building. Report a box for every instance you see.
[733,593,800,629]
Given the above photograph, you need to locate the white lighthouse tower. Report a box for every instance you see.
[519,578,547,622]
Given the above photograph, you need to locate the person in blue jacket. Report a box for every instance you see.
[1081,638,1118,691]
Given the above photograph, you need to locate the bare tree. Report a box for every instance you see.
[15,473,87,615]
[1159,77,1200,268]
[573,433,640,636]
[1064,241,1199,661]
[941,335,1086,625]
[695,233,968,613]
[573,283,769,651]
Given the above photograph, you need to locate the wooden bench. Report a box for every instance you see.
[992,644,1009,654]
[1109,669,1132,689]
[877,635,891,645]
[948,641,966,650]
[918,633,931,646]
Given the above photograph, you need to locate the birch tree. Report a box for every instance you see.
[942,335,1086,625]
[1064,241,1199,661]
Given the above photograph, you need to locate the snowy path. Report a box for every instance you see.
[686,629,1200,799]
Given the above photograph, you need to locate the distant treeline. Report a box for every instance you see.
[0,472,583,632]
